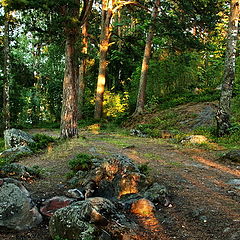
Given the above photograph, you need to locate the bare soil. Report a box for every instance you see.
[0,129,240,240]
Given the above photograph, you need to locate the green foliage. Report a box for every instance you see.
[136,111,180,137]
[68,153,92,172]
[29,134,55,153]
[102,91,129,119]
[64,170,75,180]
[129,49,222,113]
[216,127,240,149]
[27,165,46,177]
[154,89,220,111]
[0,138,5,152]
[100,121,128,135]
[54,236,70,240]
[138,163,151,175]
[0,157,9,168]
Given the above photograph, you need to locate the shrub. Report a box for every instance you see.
[68,153,92,171]
[0,157,9,168]
[138,163,151,174]
[29,134,55,153]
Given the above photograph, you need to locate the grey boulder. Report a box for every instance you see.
[0,178,42,231]
[4,128,35,149]
[49,197,115,240]
[0,146,32,160]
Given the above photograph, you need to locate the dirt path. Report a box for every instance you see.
[1,130,240,240]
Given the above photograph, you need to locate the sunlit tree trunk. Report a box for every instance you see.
[94,0,113,119]
[78,22,88,120]
[60,3,80,138]
[216,0,239,136]
[3,10,10,130]
[133,0,160,116]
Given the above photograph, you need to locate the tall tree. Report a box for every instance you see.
[3,9,11,130]
[78,22,88,120]
[133,0,160,116]
[94,0,145,119]
[60,0,93,138]
[216,0,240,136]
[60,1,81,138]
[94,0,113,119]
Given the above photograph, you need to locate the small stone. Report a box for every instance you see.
[199,215,207,223]
[223,227,231,233]
[228,179,240,185]
[181,135,208,144]
[67,189,84,200]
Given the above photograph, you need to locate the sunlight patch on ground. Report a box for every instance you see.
[192,155,240,177]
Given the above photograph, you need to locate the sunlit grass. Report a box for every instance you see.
[167,161,184,167]
[143,153,162,160]
[98,137,129,147]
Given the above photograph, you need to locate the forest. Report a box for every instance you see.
[0,0,239,136]
[0,0,240,240]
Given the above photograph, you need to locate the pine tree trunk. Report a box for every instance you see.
[216,0,239,136]
[3,10,10,130]
[94,0,113,119]
[78,22,88,120]
[60,4,80,138]
[133,0,160,116]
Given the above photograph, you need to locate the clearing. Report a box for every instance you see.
[0,128,240,240]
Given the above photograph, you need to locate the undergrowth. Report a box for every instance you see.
[151,89,220,111]
[0,138,5,152]
[29,134,56,153]
[68,153,93,172]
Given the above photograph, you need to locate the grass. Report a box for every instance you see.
[167,161,184,167]
[143,153,162,160]
[96,136,129,148]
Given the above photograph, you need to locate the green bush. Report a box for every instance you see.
[68,153,92,172]
[29,134,55,153]
[138,163,151,174]
[0,157,9,168]
[54,236,70,240]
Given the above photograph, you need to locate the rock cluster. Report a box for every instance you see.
[47,154,170,240]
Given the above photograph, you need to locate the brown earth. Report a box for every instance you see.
[0,128,240,240]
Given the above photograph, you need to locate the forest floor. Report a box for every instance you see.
[0,128,240,240]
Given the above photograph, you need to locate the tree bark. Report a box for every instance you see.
[3,10,10,130]
[94,0,113,119]
[60,3,80,138]
[216,0,239,136]
[133,0,160,116]
[78,22,88,120]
